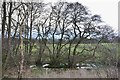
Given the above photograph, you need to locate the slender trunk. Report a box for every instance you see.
[18,22,24,80]
[2,2,12,77]
[2,1,6,50]
[17,4,26,79]
[2,1,6,77]
[25,12,28,54]
[29,4,33,56]
[7,2,12,55]
[68,43,72,68]
[26,12,29,54]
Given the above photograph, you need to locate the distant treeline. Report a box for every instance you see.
[4,36,120,45]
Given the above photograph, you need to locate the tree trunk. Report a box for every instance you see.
[7,2,12,55]
[29,4,33,56]
[2,2,6,77]
[18,23,24,80]
[2,2,12,77]
[2,1,6,50]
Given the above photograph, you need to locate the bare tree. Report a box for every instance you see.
[17,3,27,79]
[2,2,13,77]
[1,1,117,78]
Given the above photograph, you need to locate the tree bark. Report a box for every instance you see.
[18,24,24,80]
[2,2,12,77]
[29,4,33,56]
[2,1,6,50]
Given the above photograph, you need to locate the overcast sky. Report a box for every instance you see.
[43,0,118,33]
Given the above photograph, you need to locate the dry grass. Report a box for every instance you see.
[4,67,118,78]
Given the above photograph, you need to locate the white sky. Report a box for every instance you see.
[43,0,118,33]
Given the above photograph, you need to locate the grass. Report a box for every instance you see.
[29,43,118,66]
[3,43,119,78]
[4,67,118,78]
